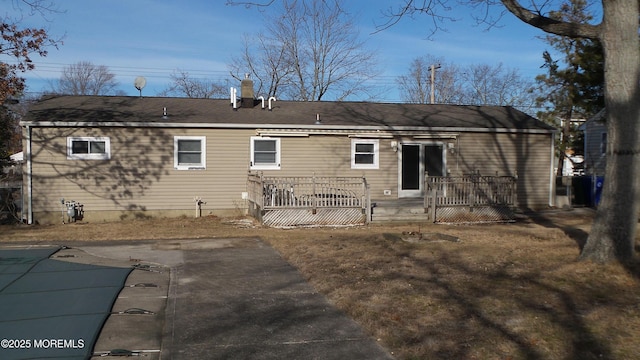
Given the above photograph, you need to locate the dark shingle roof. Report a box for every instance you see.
[23,95,555,131]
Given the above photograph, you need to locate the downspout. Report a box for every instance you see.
[26,125,33,224]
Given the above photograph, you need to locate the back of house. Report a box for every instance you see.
[20,91,556,224]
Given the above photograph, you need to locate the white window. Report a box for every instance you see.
[67,137,110,160]
[250,137,280,170]
[174,136,206,170]
[351,139,379,169]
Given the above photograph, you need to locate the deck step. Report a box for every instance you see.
[370,203,429,222]
[371,214,430,222]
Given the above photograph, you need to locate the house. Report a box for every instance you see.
[20,87,556,225]
[580,108,607,176]
[571,109,607,207]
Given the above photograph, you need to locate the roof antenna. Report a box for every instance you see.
[134,76,147,98]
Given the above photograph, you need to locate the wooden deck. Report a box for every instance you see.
[247,173,516,226]
[246,173,370,227]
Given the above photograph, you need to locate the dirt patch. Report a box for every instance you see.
[2,209,640,359]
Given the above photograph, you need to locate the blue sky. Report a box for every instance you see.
[13,0,568,102]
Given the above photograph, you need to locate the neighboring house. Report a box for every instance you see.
[20,87,556,224]
[579,109,607,176]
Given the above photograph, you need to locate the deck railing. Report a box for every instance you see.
[425,175,517,207]
[424,174,517,222]
[247,172,370,226]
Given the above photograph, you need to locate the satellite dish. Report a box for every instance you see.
[134,76,147,97]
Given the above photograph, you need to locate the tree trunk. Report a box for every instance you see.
[580,0,640,262]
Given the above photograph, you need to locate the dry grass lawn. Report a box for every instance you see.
[2,209,640,359]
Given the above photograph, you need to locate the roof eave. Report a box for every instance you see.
[19,120,557,134]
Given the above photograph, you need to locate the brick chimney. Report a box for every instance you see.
[241,73,255,108]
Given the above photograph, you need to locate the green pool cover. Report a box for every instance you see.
[0,247,133,360]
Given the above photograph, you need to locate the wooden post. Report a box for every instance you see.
[363,177,371,223]
[470,174,477,211]
[430,188,437,222]
[312,172,317,214]
[424,172,429,213]
[513,171,518,208]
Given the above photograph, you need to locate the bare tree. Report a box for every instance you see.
[396,57,432,104]
[397,55,465,104]
[397,56,534,110]
[51,61,120,95]
[159,70,227,98]
[437,63,466,105]
[229,0,378,101]
[462,62,535,109]
[387,0,639,263]
[229,35,294,99]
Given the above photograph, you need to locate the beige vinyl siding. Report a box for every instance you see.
[454,132,552,209]
[30,127,256,219]
[30,127,400,221]
[28,125,552,222]
[256,135,398,200]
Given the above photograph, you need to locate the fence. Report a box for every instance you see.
[425,174,517,223]
[247,173,370,227]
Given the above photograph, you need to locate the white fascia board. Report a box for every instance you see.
[19,121,556,134]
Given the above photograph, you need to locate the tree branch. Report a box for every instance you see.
[225,0,276,7]
[373,0,457,36]
[500,0,600,39]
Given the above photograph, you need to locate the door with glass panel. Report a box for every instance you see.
[399,143,445,197]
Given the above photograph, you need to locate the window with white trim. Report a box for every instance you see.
[250,137,280,170]
[351,139,379,169]
[600,132,607,155]
[67,137,110,160]
[174,136,206,170]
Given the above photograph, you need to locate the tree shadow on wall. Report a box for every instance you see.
[328,102,550,210]
[30,124,173,214]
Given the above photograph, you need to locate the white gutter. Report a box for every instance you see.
[26,125,33,224]
[19,121,556,134]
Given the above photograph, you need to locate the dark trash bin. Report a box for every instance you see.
[571,176,590,206]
